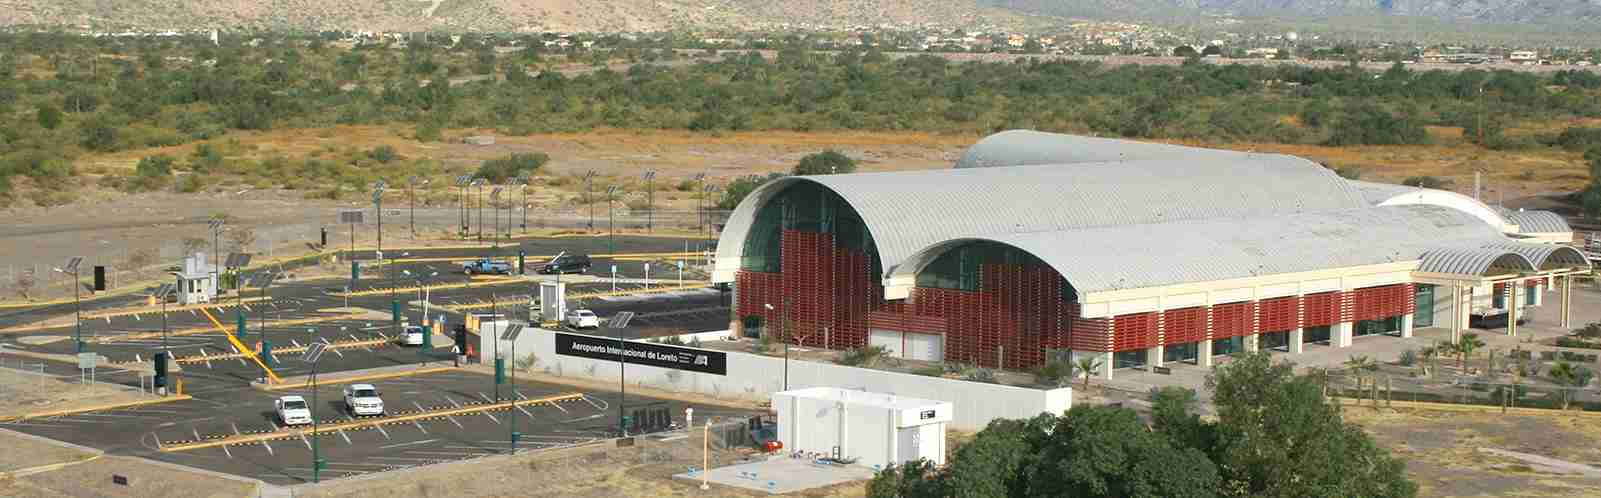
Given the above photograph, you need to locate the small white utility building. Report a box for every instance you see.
[173,252,217,305]
[773,387,952,469]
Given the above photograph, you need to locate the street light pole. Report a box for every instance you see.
[476,180,485,244]
[607,186,619,256]
[765,301,789,391]
[585,171,596,232]
[643,170,656,233]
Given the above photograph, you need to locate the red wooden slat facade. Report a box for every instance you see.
[737,229,1424,368]
[1161,307,1207,346]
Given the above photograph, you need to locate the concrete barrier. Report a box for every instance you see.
[488,328,1070,430]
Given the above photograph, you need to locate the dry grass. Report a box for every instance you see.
[0,455,257,498]
[0,367,154,420]
[1344,406,1601,497]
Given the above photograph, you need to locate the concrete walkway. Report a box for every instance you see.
[1096,284,1601,398]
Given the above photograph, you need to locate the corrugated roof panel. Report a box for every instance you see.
[954,130,1254,169]
[1504,210,1571,234]
[891,205,1516,294]
[1417,247,1535,276]
[715,155,1370,278]
[1479,241,1591,270]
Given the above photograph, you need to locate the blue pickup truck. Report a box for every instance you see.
[462,259,513,275]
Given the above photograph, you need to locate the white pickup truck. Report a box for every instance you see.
[275,395,313,426]
[343,384,385,416]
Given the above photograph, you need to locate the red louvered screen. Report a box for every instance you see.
[1302,291,1341,327]
[1112,313,1158,352]
[1256,296,1297,333]
[1215,301,1259,338]
[1162,307,1207,346]
[1068,302,1112,352]
[1351,284,1412,322]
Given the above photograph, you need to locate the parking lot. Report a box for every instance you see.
[0,235,744,486]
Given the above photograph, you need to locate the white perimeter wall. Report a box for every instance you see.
[488,329,1071,430]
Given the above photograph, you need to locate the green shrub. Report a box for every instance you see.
[1326,106,1428,146]
[368,145,397,164]
[475,152,548,183]
[837,346,889,367]
[1402,176,1452,189]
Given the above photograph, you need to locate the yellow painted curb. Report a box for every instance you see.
[0,454,102,479]
[0,395,194,423]
[263,366,460,391]
[162,392,581,452]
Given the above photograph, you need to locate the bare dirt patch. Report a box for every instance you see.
[0,431,97,475]
[1344,407,1601,497]
[0,454,258,498]
[0,367,154,420]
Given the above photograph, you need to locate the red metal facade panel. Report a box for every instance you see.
[1215,301,1258,338]
[1068,302,1113,352]
[1162,307,1207,345]
[1402,283,1416,314]
[1255,296,1297,333]
[1112,313,1158,352]
[1351,284,1412,322]
[737,228,1084,368]
[1302,291,1341,327]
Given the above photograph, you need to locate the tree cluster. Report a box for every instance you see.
[868,353,1417,498]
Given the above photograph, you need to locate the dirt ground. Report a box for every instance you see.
[0,453,259,498]
[1344,406,1601,497]
[0,431,98,475]
[294,426,866,498]
[0,367,155,420]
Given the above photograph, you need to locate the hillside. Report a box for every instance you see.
[988,0,1601,34]
[0,0,1022,32]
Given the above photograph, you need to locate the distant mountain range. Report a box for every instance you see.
[0,0,1018,33]
[1,0,1595,39]
[987,0,1601,32]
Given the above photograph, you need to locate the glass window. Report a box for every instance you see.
[1113,350,1146,369]
[1493,286,1505,309]
[1305,325,1331,344]
[1414,285,1434,328]
[1525,283,1537,306]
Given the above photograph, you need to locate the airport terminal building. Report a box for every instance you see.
[713,131,1592,378]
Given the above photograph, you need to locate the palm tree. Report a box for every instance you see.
[1550,362,1594,410]
[1419,344,1439,377]
[1345,355,1377,391]
[1075,356,1104,391]
[1457,333,1485,370]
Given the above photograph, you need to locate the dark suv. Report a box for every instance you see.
[540,253,592,274]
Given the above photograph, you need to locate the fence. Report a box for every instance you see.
[0,206,731,302]
[491,328,1072,431]
[1325,370,1601,412]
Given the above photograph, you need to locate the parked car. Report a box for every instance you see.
[463,259,513,275]
[401,325,426,346]
[540,253,592,274]
[565,309,600,329]
[275,395,313,426]
[343,384,385,416]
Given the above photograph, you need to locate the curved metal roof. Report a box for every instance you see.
[955,130,1255,169]
[1478,241,1591,270]
[1502,210,1572,234]
[713,157,1370,281]
[1349,180,1509,230]
[888,205,1512,294]
[1417,248,1535,276]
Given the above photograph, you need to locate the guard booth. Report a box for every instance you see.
[173,252,217,305]
[773,387,952,469]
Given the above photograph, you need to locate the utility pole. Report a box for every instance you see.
[490,186,503,250]
[56,257,84,353]
[643,170,657,233]
[607,186,619,255]
[407,176,425,238]
[585,170,596,232]
[607,312,636,437]
[475,179,485,244]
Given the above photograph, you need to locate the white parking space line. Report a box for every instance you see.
[338,429,352,445]
[404,451,491,457]
[412,420,429,434]
[374,423,391,440]
[378,439,438,450]
[299,433,312,451]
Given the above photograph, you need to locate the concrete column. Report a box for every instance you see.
[1244,334,1260,353]
[1334,322,1353,348]
[1147,345,1164,368]
[1401,313,1415,339]
[1533,281,1544,307]
[1197,340,1213,368]
[1507,286,1519,337]
[1288,328,1305,354]
[1450,285,1464,344]
[1561,275,1573,329]
[1098,351,1114,380]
